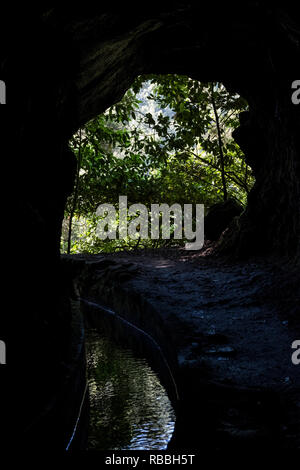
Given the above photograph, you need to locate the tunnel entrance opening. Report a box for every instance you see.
[61,75,252,256]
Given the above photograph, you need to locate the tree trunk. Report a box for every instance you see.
[211,83,228,202]
[67,129,82,254]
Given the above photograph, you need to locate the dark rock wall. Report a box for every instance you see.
[232,80,300,256]
[1,3,300,448]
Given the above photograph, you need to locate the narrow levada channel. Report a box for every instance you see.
[85,327,176,450]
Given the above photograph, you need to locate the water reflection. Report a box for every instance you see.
[86,328,176,450]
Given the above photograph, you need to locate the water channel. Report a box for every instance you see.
[85,328,176,450]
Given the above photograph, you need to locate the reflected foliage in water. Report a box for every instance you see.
[86,328,175,450]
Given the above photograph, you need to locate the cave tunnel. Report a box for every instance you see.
[1,3,300,454]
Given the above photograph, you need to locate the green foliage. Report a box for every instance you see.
[61,75,254,254]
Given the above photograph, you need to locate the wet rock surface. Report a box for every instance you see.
[64,250,300,450]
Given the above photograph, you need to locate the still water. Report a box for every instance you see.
[85,328,176,450]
